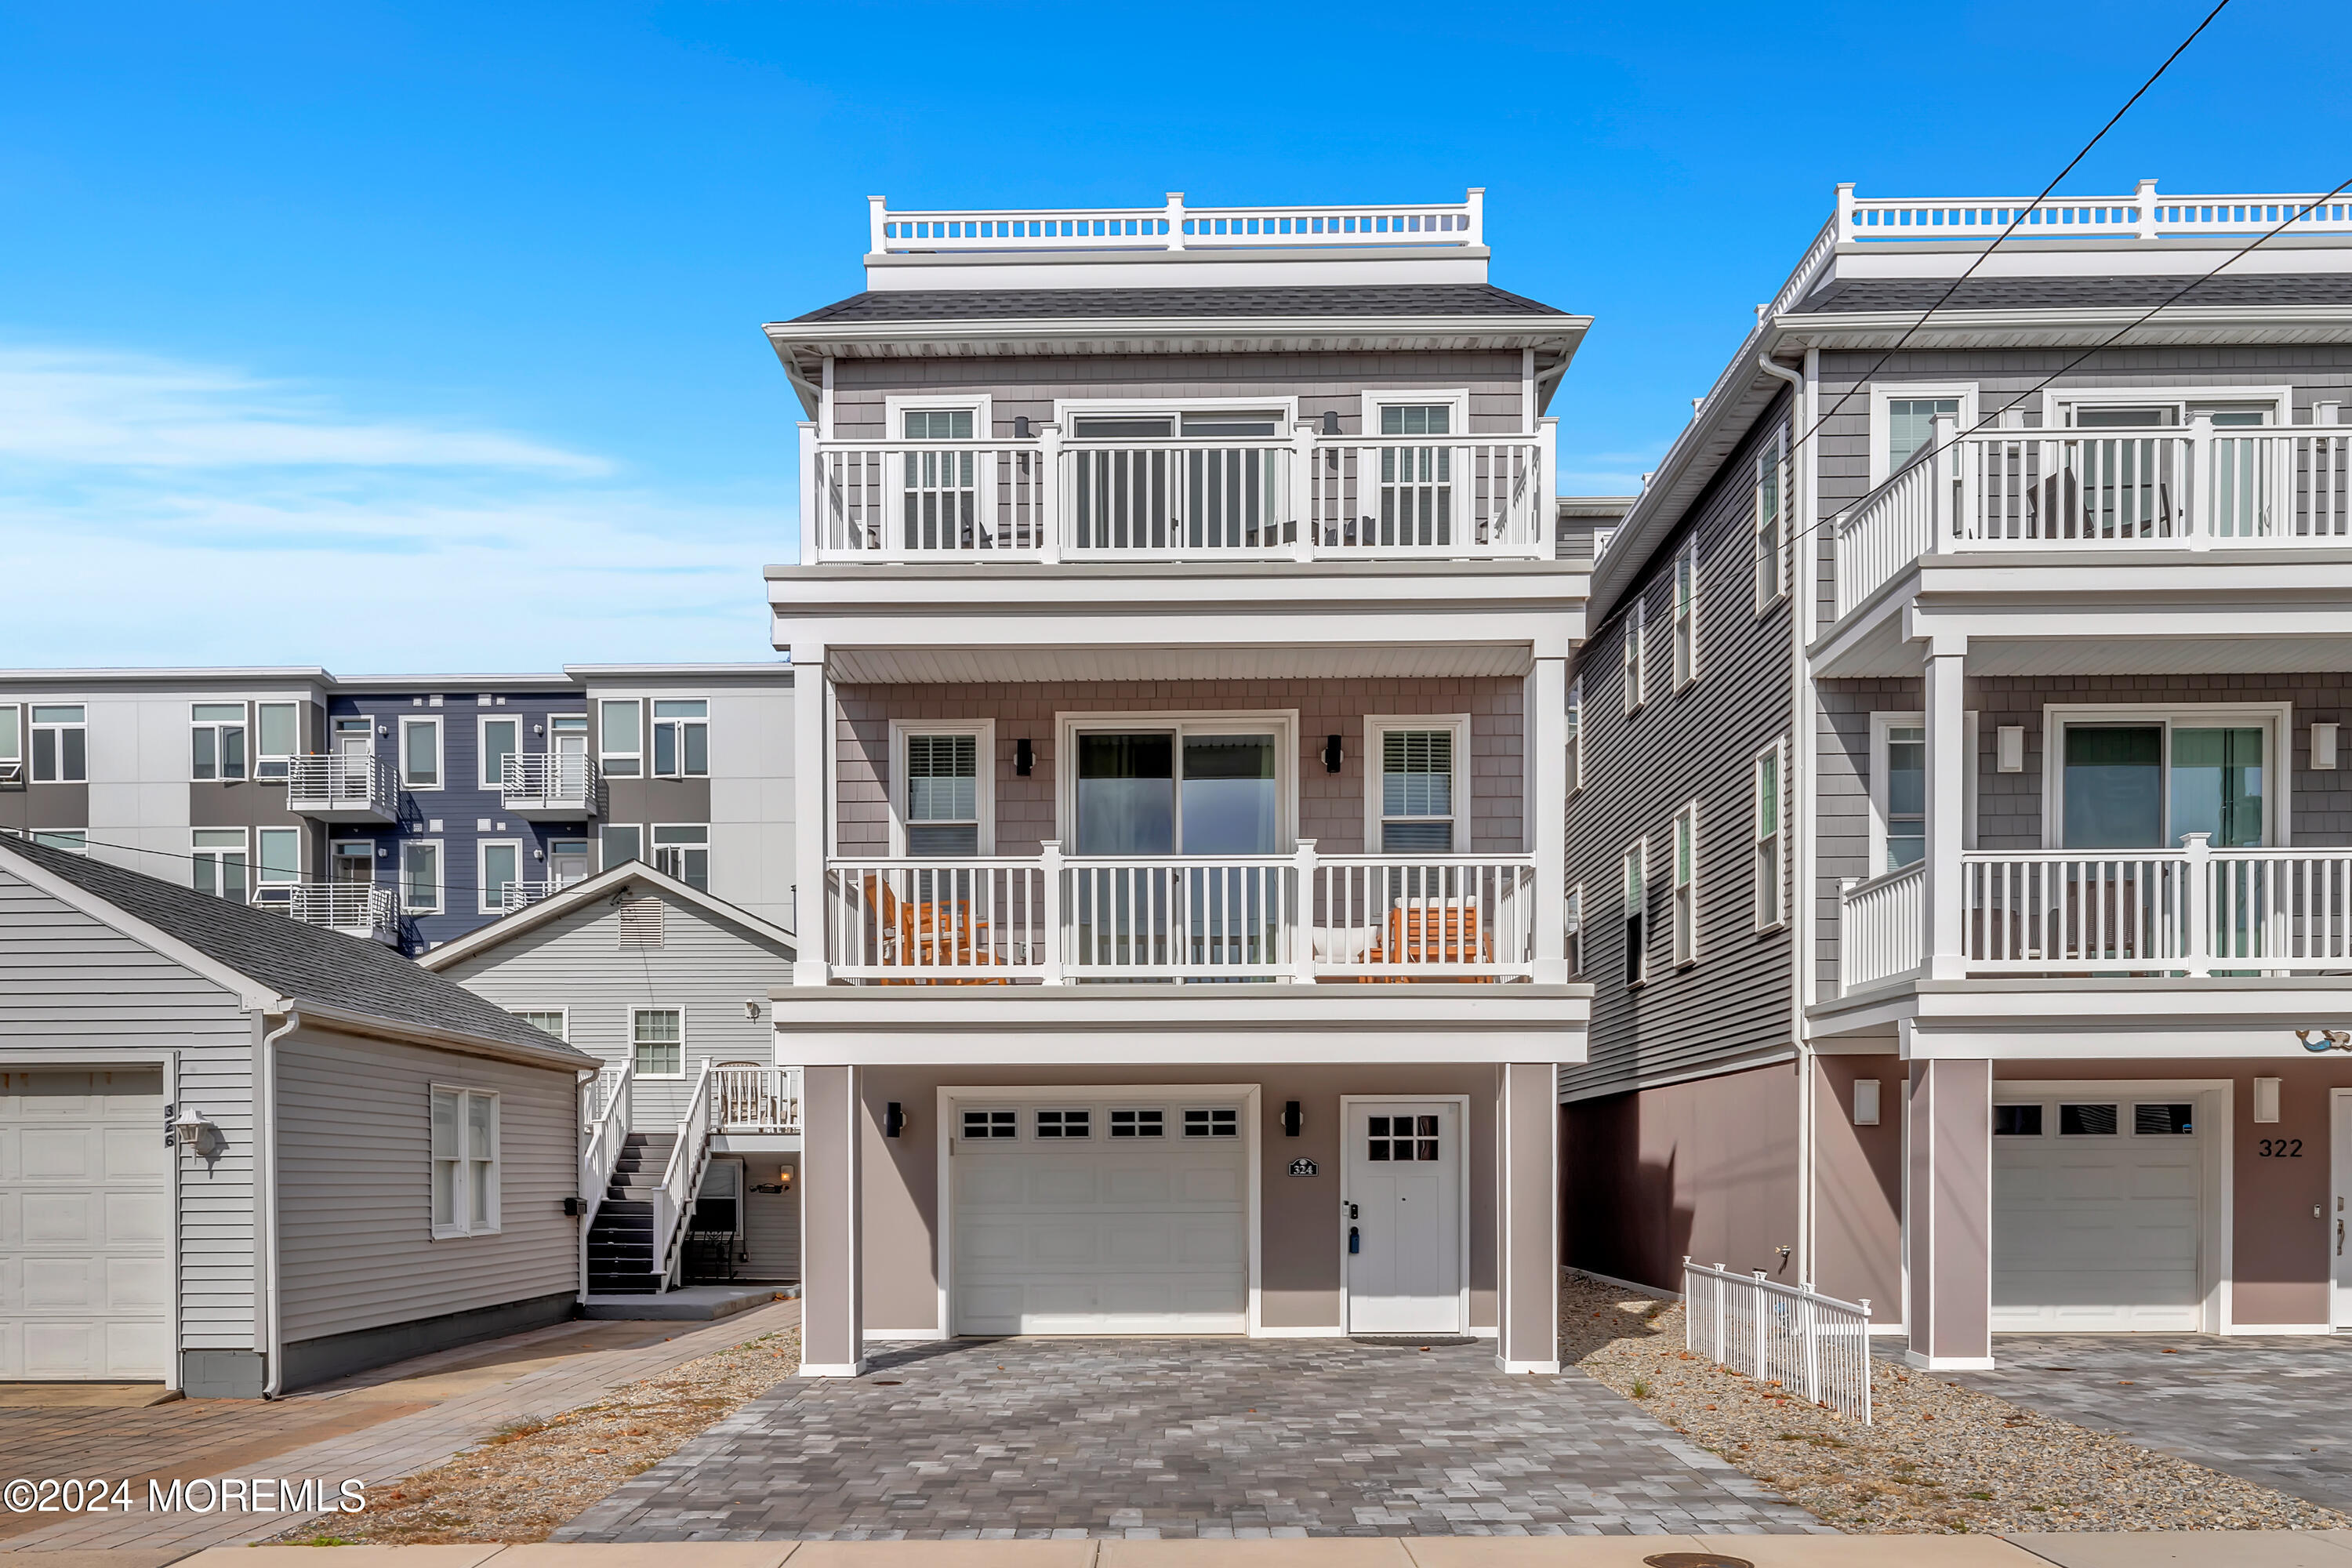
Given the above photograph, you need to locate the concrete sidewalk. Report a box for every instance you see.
[5,1529,2352,1565]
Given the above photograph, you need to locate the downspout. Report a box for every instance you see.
[1756,350,1814,1287]
[256,1007,301,1398]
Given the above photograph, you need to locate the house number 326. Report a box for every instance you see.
[2259,1138,2303,1158]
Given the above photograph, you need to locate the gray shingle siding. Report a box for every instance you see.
[1562,394,1797,1100]
[789,284,1571,325]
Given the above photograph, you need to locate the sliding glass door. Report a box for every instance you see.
[2060,722,2265,849]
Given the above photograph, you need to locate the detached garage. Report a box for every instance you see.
[0,836,599,1396]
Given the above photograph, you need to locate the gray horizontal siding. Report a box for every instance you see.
[1562,394,1796,1101]
[274,1025,579,1344]
[0,869,259,1352]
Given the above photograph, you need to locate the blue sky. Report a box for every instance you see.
[2,0,2343,669]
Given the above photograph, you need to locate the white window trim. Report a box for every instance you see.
[255,824,303,887]
[331,837,376,884]
[0,702,20,770]
[1870,710,1980,876]
[189,702,251,784]
[2038,382,2293,431]
[1054,709,1299,850]
[1622,838,1649,987]
[398,715,444,791]
[477,714,524,791]
[1866,382,1981,488]
[1355,388,1472,439]
[401,838,445,915]
[651,822,710,888]
[1753,426,1789,612]
[253,700,301,782]
[1621,599,1648,714]
[887,717,996,856]
[510,1006,568,1041]
[1566,678,1584,795]
[1754,738,1788,933]
[191,827,250,902]
[1361,713,1472,855]
[429,1085,501,1240]
[1056,394,1302,434]
[598,698,644,778]
[1670,800,1700,968]
[2039,702,2292,851]
[1671,536,1700,692]
[651,699,711,780]
[631,1005,688,1080]
[477,837,524,915]
[883,392,996,440]
[27,702,88,784]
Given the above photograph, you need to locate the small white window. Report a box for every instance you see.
[905,408,975,440]
[399,717,442,789]
[255,702,300,781]
[1622,840,1648,986]
[1621,599,1648,714]
[904,732,982,855]
[1754,427,1787,610]
[256,826,302,887]
[1566,881,1584,978]
[478,839,522,914]
[511,1008,568,1040]
[1182,1107,1239,1138]
[1671,803,1700,967]
[1368,717,1465,854]
[30,706,85,783]
[632,1007,684,1077]
[1671,539,1700,691]
[401,839,443,915]
[652,825,708,891]
[1566,679,1584,794]
[480,717,521,790]
[1889,397,1959,472]
[192,829,249,902]
[1874,718,1926,873]
[1753,740,1787,931]
[430,1087,500,1238]
[1035,1108,1091,1139]
[1379,403,1452,436]
[961,1108,1018,1140]
[600,699,642,779]
[652,700,709,779]
[191,704,249,782]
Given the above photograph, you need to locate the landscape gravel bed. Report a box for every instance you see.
[280,1321,802,1544]
[1561,1272,2350,1535]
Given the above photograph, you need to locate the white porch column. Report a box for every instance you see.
[1528,655,1570,984]
[792,647,832,985]
[1496,1062,1561,1374]
[797,1064,865,1377]
[1904,1049,1992,1370]
[1921,640,1966,980]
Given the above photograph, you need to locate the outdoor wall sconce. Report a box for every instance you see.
[1996,726,2026,773]
[1852,1079,1881,1127]
[1321,410,1340,436]
[743,998,760,1020]
[533,848,545,861]
[2316,723,2340,771]
[778,1166,793,1191]
[1282,1100,1303,1137]
[172,1107,217,1155]
[376,724,390,737]
[2254,1076,2282,1123]
[532,723,545,736]
[1015,739,1034,776]
[1013,416,1032,439]
[1323,736,1343,773]
[884,1102,906,1138]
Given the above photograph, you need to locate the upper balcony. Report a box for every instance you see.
[284,753,397,823]
[500,752,601,820]
[252,881,400,945]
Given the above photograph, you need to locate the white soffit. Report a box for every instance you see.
[826,642,1535,684]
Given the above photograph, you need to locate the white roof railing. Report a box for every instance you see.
[869,191,1484,255]
[1839,180,2352,243]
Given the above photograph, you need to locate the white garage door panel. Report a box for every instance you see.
[1992,1098,2202,1334]
[0,1069,170,1381]
[953,1102,1247,1336]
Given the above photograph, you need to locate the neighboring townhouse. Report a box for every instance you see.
[0,833,601,1395]
[421,862,803,1294]
[767,191,1592,1375]
[1563,181,2352,1370]
[0,663,795,956]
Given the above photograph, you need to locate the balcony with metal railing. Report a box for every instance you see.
[501,752,601,819]
[284,754,397,823]
[252,881,401,945]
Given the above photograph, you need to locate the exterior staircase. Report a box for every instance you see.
[586,1131,675,1294]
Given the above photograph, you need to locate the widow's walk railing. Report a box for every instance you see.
[868,191,1484,254]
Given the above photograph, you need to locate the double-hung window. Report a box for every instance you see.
[1622,840,1648,986]
[480,717,521,791]
[1754,428,1787,609]
[1621,600,1648,713]
[1566,679,1584,793]
[400,717,441,789]
[255,702,299,782]
[1753,740,1786,931]
[653,700,708,778]
[904,732,982,855]
[192,829,248,902]
[652,825,709,890]
[430,1087,500,1238]
[1671,804,1700,967]
[1671,539,1700,690]
[1370,719,1464,853]
[1376,403,1454,547]
[1889,397,1960,473]
[31,706,86,782]
[401,840,443,915]
[478,840,522,914]
[632,1007,684,1077]
[191,704,248,781]
[1879,723,1926,871]
[600,699,642,778]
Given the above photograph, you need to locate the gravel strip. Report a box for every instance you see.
[1560,1273,2350,1534]
[278,1322,802,1544]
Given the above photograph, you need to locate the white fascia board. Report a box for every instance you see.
[765,315,1591,361]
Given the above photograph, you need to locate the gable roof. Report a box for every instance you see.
[416,859,797,972]
[0,836,596,1066]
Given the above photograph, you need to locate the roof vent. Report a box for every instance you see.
[619,897,664,949]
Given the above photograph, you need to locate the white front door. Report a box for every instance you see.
[1343,1100,1462,1334]
[1991,1091,2203,1332]
[951,1098,1248,1334]
[2332,1091,2352,1329]
[0,1069,172,1379]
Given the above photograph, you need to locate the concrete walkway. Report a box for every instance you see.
[0,1298,801,1556]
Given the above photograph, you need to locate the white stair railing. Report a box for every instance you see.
[579,1062,633,1234]
[1684,1258,1873,1425]
[650,1060,717,1292]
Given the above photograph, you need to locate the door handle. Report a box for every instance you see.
[2339,1218,2344,1258]
[1348,1226,1361,1255]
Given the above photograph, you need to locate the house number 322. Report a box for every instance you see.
[2259,1138,2303,1158]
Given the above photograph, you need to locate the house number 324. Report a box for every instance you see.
[2259,1138,2303,1158]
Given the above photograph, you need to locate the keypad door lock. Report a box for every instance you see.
[1348,1226,1361,1255]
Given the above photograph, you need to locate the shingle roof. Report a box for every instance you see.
[1796,272,2352,314]
[786,284,1573,325]
[2,837,595,1062]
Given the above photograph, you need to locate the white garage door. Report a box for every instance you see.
[951,1098,1247,1335]
[1991,1094,2202,1333]
[0,1069,172,1380]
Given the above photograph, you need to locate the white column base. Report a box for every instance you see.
[798,1359,869,1378]
[1903,1349,1994,1372]
[1497,1357,1561,1374]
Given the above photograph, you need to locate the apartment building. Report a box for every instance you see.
[1563,182,2352,1368]
[768,192,1592,1374]
[0,664,794,955]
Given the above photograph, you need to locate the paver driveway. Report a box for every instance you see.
[557,1335,1828,1541]
[1955,1334,2352,1515]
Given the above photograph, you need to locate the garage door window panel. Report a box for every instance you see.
[961,1108,1017,1140]
[1109,1109,1164,1138]
[2060,1102,2119,1136]
[1035,1108,1091,1139]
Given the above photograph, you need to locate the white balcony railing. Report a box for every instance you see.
[712,1064,801,1133]
[1840,181,2352,244]
[252,881,399,941]
[501,753,600,815]
[801,431,1552,564]
[283,754,397,819]
[497,875,595,913]
[1833,417,2352,619]
[822,844,1540,983]
[1840,837,2352,985]
[869,191,1483,255]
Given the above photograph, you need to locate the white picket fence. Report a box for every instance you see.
[1682,1258,1874,1424]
